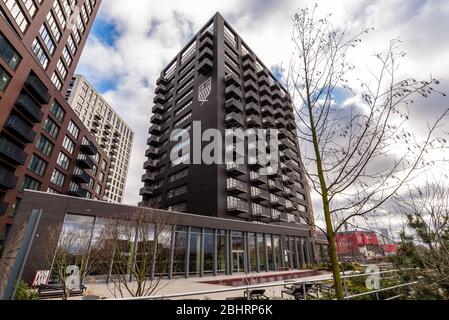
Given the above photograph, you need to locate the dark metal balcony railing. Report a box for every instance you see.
[80,140,97,155]
[227,178,247,194]
[5,115,36,143]
[0,166,19,189]
[15,93,43,123]
[68,187,88,198]
[77,154,94,169]
[24,73,51,104]
[72,170,91,184]
[0,136,27,165]
[226,163,246,176]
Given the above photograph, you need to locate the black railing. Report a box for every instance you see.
[15,93,43,123]
[0,136,27,165]
[5,115,36,143]
[72,170,91,184]
[77,154,94,169]
[24,73,51,104]
[0,166,18,189]
[80,141,97,155]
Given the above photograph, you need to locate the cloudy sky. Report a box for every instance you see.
[76,0,449,232]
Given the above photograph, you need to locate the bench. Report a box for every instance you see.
[37,284,87,299]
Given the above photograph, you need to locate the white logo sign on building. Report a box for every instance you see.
[198,78,212,106]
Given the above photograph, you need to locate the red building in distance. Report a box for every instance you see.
[335,231,383,262]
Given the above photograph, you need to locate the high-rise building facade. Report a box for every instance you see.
[66,74,134,203]
[140,13,314,231]
[0,0,108,247]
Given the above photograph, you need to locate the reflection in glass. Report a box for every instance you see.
[217,230,227,273]
[257,234,266,271]
[248,233,257,271]
[273,235,281,271]
[173,226,188,275]
[266,234,274,271]
[189,227,201,275]
[204,229,214,274]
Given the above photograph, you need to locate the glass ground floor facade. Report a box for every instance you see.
[6,191,316,283]
[60,213,314,279]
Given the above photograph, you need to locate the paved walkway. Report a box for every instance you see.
[72,270,334,300]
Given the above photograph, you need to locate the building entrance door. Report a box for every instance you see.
[232,251,245,273]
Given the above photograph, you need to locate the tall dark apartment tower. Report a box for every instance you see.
[0,0,109,247]
[141,13,315,233]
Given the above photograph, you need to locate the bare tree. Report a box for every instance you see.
[393,179,449,299]
[103,207,173,298]
[284,5,448,299]
[44,223,106,300]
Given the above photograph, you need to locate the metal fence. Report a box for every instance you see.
[107,268,419,301]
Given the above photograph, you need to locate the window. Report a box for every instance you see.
[47,187,61,194]
[0,32,22,70]
[35,135,54,156]
[62,47,72,66]
[168,168,188,183]
[169,202,186,212]
[0,66,11,92]
[39,25,55,55]
[95,184,101,194]
[49,100,65,122]
[28,154,47,176]
[20,175,41,192]
[67,121,79,139]
[43,118,59,139]
[56,152,70,170]
[56,59,67,79]
[23,0,38,17]
[98,171,104,183]
[52,0,66,29]
[51,72,62,90]
[50,169,65,187]
[167,185,187,198]
[67,34,76,54]
[4,0,29,32]
[62,135,75,154]
[31,38,48,69]
[46,11,61,42]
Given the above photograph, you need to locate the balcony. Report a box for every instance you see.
[262,116,275,127]
[246,115,262,127]
[225,98,243,113]
[5,115,36,143]
[92,119,100,127]
[257,68,269,78]
[80,140,97,155]
[15,93,43,123]
[250,171,267,185]
[145,146,159,157]
[227,178,247,195]
[242,58,255,70]
[143,159,158,169]
[225,112,243,126]
[155,84,167,95]
[258,75,269,86]
[24,73,51,104]
[270,195,286,208]
[198,57,213,74]
[139,185,155,196]
[245,102,260,115]
[274,108,286,118]
[226,163,246,176]
[153,93,165,104]
[149,124,162,135]
[280,138,296,151]
[271,209,281,222]
[0,166,19,189]
[244,91,258,103]
[225,84,242,100]
[272,89,282,99]
[68,187,88,198]
[0,136,27,165]
[261,106,274,117]
[72,170,91,184]
[244,78,258,90]
[152,104,164,114]
[287,120,297,130]
[273,98,283,108]
[268,179,282,192]
[147,135,161,146]
[259,85,271,96]
[251,187,269,202]
[90,127,98,134]
[259,95,273,106]
[275,118,287,129]
[243,69,257,81]
[77,154,94,169]
[199,47,213,61]
[225,73,240,86]
[199,35,213,50]
[141,172,156,183]
[156,75,169,86]
[94,114,103,121]
[227,198,248,215]
[151,113,163,124]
